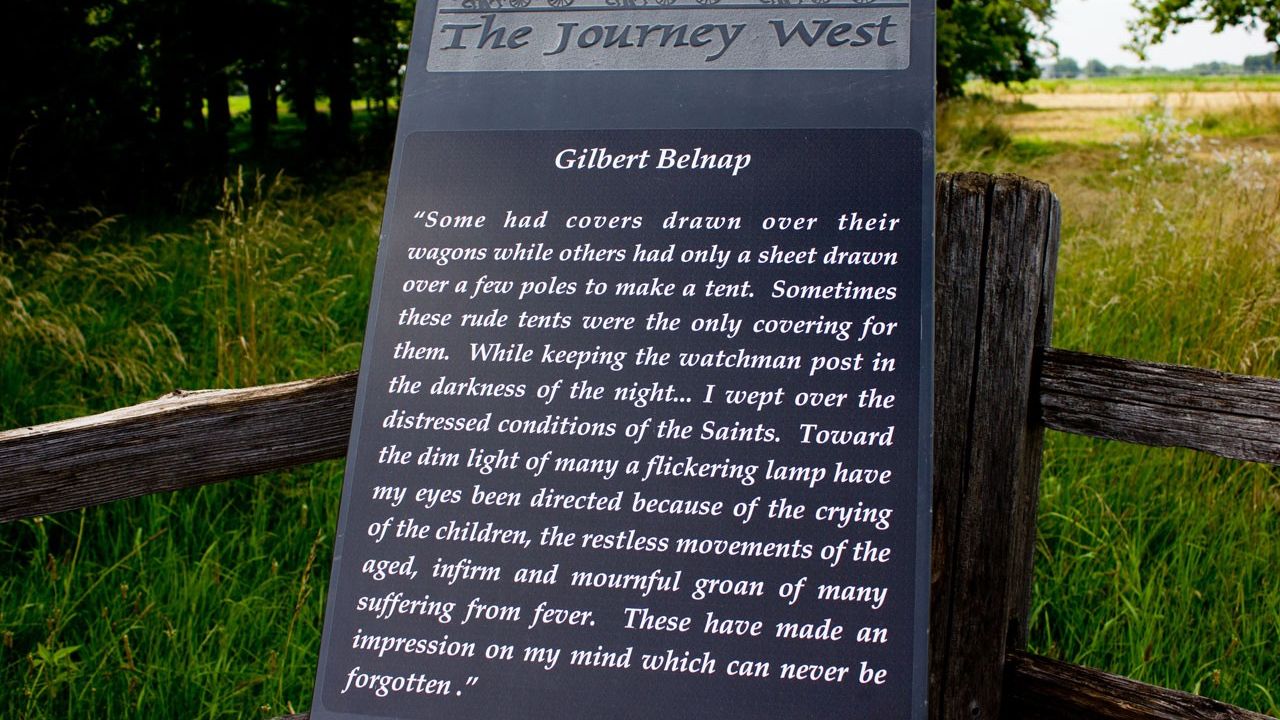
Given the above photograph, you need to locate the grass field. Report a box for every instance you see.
[2,79,1279,717]
[987,74,1280,94]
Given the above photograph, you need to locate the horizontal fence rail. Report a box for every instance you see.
[1005,651,1275,720]
[3,348,1277,524]
[0,373,357,524]
[1039,349,1280,464]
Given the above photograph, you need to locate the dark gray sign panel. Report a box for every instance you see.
[312,2,933,718]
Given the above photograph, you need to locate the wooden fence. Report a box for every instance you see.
[2,173,1276,719]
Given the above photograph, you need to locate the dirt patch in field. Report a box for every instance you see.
[1003,92,1280,143]
[1021,91,1280,111]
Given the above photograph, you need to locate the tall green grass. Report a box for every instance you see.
[1190,100,1280,140]
[2,467,338,718]
[0,211,184,426]
[1048,107,1278,713]
[1,171,383,717]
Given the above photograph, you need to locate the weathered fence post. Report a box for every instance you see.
[929,173,1061,720]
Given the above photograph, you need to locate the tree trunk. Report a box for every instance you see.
[293,66,324,146]
[327,0,355,145]
[246,65,273,152]
[156,64,185,145]
[206,69,231,164]
[267,85,280,124]
[189,87,206,135]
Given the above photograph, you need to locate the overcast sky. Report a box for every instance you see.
[1050,0,1275,67]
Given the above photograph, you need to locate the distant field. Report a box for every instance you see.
[968,78,1280,144]
[981,74,1280,94]
[1019,91,1280,111]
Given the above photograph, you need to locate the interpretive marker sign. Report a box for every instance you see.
[312,2,934,719]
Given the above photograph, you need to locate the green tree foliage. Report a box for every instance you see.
[1053,56,1082,77]
[1243,52,1278,72]
[0,0,414,215]
[937,0,1054,97]
[1,1,153,211]
[1129,1,1280,58]
[1085,58,1111,76]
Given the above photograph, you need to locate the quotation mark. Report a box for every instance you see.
[456,676,480,696]
[414,210,426,219]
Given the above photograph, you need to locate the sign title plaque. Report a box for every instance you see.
[312,2,934,718]
[427,0,912,71]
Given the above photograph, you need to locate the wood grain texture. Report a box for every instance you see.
[930,173,1060,720]
[929,171,992,718]
[1040,348,1280,465]
[0,373,357,522]
[1004,651,1275,720]
[1006,183,1061,651]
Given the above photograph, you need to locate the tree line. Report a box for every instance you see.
[2,0,413,212]
[2,0,1276,214]
[1049,54,1279,78]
